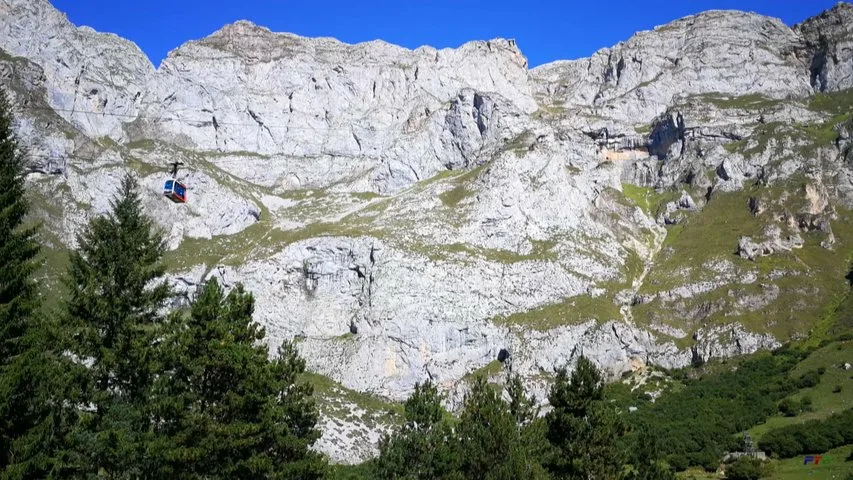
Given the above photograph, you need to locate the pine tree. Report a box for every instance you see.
[0,87,76,479]
[544,356,630,480]
[400,380,444,429]
[624,424,676,480]
[455,376,548,480]
[0,85,40,456]
[0,86,39,365]
[373,379,460,480]
[61,171,172,478]
[506,373,538,426]
[151,278,327,479]
[505,373,551,472]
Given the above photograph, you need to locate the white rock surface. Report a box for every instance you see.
[531,9,812,124]
[2,0,852,464]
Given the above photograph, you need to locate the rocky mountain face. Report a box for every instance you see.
[2,0,852,463]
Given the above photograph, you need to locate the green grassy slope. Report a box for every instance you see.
[749,339,853,439]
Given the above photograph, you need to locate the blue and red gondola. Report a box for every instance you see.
[163,161,187,203]
[163,179,187,203]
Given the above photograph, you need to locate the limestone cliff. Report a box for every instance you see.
[2,0,852,463]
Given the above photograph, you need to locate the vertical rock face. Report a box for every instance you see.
[0,0,154,139]
[532,10,812,124]
[795,2,853,92]
[3,0,853,464]
[129,20,537,193]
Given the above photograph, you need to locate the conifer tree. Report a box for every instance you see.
[0,87,75,479]
[455,376,548,480]
[543,356,630,480]
[624,424,676,480]
[151,278,327,479]
[505,373,550,471]
[506,373,538,426]
[0,84,31,472]
[61,171,172,478]
[373,379,460,479]
[0,85,39,380]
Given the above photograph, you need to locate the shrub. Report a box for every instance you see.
[778,398,799,417]
[667,454,689,472]
[797,370,821,388]
[759,408,853,458]
[778,397,812,417]
[725,457,773,480]
[623,351,801,469]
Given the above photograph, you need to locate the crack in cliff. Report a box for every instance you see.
[351,128,362,152]
[71,65,86,118]
[611,323,632,352]
[388,335,417,350]
[212,115,220,150]
[247,107,275,141]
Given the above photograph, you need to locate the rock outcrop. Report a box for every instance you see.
[795,2,853,92]
[531,9,811,125]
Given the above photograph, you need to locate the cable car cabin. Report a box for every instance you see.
[163,179,187,203]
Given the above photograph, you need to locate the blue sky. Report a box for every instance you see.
[51,0,840,68]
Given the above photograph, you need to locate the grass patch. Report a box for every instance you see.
[200,150,271,159]
[279,188,327,201]
[808,87,853,115]
[98,136,120,149]
[500,129,535,156]
[439,184,472,208]
[125,156,164,177]
[769,444,852,479]
[798,119,845,147]
[350,191,382,201]
[721,90,853,159]
[633,182,853,340]
[493,292,622,331]
[621,183,680,216]
[414,168,462,190]
[357,197,393,215]
[694,93,782,110]
[723,139,746,153]
[634,124,652,136]
[825,288,853,337]
[532,104,567,119]
[300,372,403,427]
[125,138,159,150]
[639,188,754,290]
[0,48,17,62]
[490,243,643,330]
[435,162,489,208]
[419,239,558,264]
[463,360,505,381]
[32,244,71,315]
[726,121,788,157]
